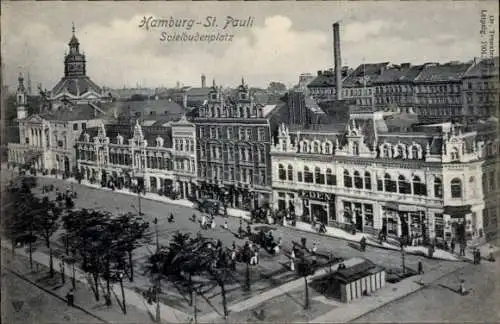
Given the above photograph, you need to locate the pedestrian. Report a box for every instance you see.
[211,218,216,230]
[201,215,207,229]
[311,243,318,254]
[459,279,467,295]
[289,259,295,271]
[460,242,466,256]
[290,248,296,260]
[247,224,251,237]
[231,250,237,270]
[66,289,74,306]
[223,220,228,230]
[273,244,280,255]
[232,241,237,251]
[450,238,456,254]
[418,260,424,274]
[476,248,481,264]
[488,245,496,261]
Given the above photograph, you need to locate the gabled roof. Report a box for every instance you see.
[463,57,499,78]
[414,62,472,82]
[343,62,390,87]
[373,64,425,84]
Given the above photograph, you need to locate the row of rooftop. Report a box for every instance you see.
[308,57,499,88]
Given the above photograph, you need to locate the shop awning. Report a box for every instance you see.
[444,205,472,218]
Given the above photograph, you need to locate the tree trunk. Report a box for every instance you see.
[128,250,134,282]
[193,287,197,324]
[245,263,251,291]
[188,273,193,306]
[28,232,33,270]
[220,281,228,318]
[304,276,309,310]
[49,246,54,277]
[93,272,100,301]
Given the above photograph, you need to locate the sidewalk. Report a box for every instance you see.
[198,257,366,323]
[285,221,488,262]
[2,240,191,324]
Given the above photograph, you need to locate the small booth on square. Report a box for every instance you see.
[334,259,386,303]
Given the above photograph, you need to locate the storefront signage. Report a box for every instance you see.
[298,190,332,202]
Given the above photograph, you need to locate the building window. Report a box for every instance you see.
[298,171,303,182]
[259,148,265,163]
[413,176,426,196]
[315,167,325,184]
[227,127,233,139]
[278,164,286,180]
[73,124,78,131]
[435,213,444,238]
[354,171,363,189]
[313,142,320,153]
[324,142,331,154]
[489,171,496,191]
[382,174,393,192]
[364,171,372,190]
[259,169,266,184]
[344,170,352,188]
[451,148,459,161]
[287,165,293,181]
[304,166,313,183]
[258,128,265,141]
[396,145,405,159]
[326,168,336,185]
[81,123,87,130]
[382,144,390,158]
[246,129,252,141]
[434,177,443,198]
[411,145,419,159]
[398,175,411,194]
[364,204,374,227]
[451,178,462,198]
[239,128,245,140]
[353,142,360,156]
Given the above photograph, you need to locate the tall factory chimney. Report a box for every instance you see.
[201,74,206,88]
[333,22,342,100]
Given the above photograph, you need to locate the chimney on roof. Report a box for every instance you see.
[333,22,342,100]
[201,74,206,88]
[401,63,411,68]
[317,70,323,76]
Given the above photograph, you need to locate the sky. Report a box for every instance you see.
[2,1,498,91]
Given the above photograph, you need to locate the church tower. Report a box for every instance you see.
[16,72,27,120]
[64,23,86,77]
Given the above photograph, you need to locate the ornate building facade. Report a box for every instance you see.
[271,109,499,243]
[8,27,110,175]
[191,80,272,210]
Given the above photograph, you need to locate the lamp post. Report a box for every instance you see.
[401,246,406,274]
[154,217,159,252]
[118,271,126,314]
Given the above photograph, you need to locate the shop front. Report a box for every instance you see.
[381,203,428,241]
[298,190,335,226]
[444,205,472,243]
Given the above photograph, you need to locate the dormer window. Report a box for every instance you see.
[240,93,247,100]
[324,142,331,154]
[382,144,391,158]
[396,145,405,159]
[313,141,320,153]
[156,137,164,147]
[411,145,420,159]
[353,142,360,156]
[116,135,123,145]
[84,133,90,142]
[211,93,217,100]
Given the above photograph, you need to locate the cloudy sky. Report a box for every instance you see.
[2,1,498,91]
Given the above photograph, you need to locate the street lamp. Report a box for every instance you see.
[118,271,126,314]
[154,217,159,252]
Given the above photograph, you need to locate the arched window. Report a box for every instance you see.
[324,142,331,154]
[434,177,443,198]
[383,144,390,158]
[278,164,286,180]
[313,142,320,153]
[304,166,313,183]
[384,173,396,192]
[354,171,363,189]
[344,170,352,188]
[353,142,360,156]
[411,145,419,159]
[315,167,324,184]
[451,178,462,198]
[413,176,427,196]
[396,145,405,159]
[364,171,372,189]
[326,168,336,185]
[287,165,293,181]
[398,175,411,194]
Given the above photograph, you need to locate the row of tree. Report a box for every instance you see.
[3,177,150,307]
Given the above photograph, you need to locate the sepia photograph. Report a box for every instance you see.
[1,1,499,323]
